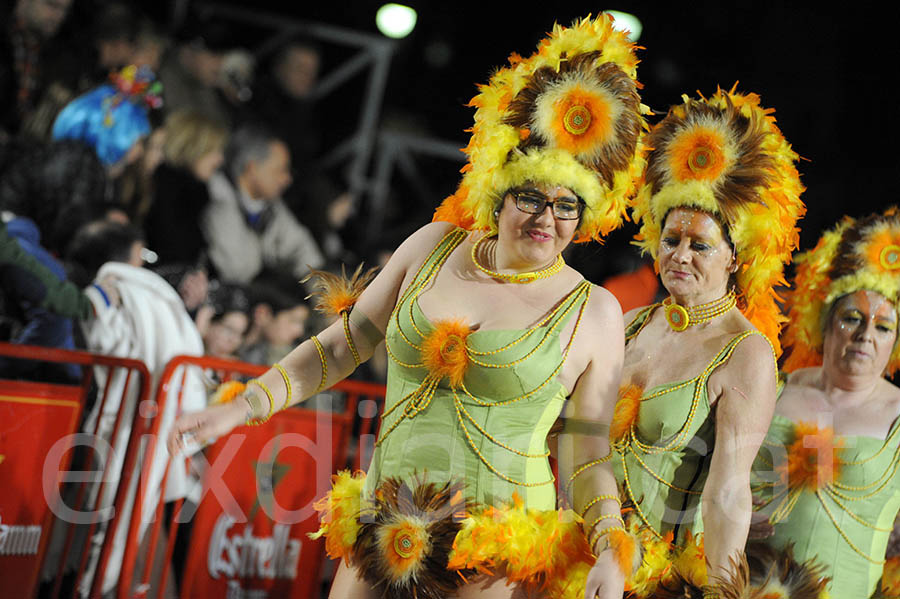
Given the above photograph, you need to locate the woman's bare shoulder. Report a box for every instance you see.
[579,284,626,347]
[389,221,459,269]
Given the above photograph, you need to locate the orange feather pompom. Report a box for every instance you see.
[303,264,378,318]
[779,422,843,491]
[208,380,246,405]
[666,125,729,183]
[607,528,641,577]
[421,319,471,388]
[611,383,643,444]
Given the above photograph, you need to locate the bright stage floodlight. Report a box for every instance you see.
[604,10,642,43]
[376,4,418,39]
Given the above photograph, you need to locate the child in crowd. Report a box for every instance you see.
[239,283,310,366]
[201,282,250,360]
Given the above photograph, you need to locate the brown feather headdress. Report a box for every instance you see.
[632,86,806,355]
[433,14,649,243]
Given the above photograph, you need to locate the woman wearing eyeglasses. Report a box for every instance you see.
[169,16,646,599]
[607,88,806,596]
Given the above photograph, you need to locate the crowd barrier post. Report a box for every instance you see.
[0,342,152,599]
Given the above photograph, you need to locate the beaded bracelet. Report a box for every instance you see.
[588,524,626,554]
[311,336,328,393]
[566,453,613,492]
[273,363,292,411]
[580,494,621,518]
[587,512,625,535]
[245,379,275,425]
[342,311,361,366]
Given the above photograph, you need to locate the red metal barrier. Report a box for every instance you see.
[110,355,385,599]
[0,342,152,599]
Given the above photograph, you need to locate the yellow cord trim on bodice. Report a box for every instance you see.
[378,228,591,488]
[756,419,900,564]
[616,307,778,538]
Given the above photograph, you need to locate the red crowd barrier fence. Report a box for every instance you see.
[113,355,385,599]
[1,344,385,599]
[0,342,152,599]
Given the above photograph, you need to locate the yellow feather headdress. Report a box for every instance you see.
[631,85,806,355]
[433,14,649,243]
[783,207,900,374]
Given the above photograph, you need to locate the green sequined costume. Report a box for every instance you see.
[365,228,593,509]
[613,306,768,543]
[753,411,900,597]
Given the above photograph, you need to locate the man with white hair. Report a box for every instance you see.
[202,123,324,289]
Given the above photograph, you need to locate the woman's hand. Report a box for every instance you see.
[584,548,626,599]
[166,399,248,456]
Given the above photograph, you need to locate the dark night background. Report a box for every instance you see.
[124,0,899,282]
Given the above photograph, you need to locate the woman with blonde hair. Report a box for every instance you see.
[144,108,227,267]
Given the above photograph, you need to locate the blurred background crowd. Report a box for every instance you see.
[0,0,403,386]
[1,0,897,385]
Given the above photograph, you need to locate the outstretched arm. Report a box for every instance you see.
[702,334,777,584]
[166,222,455,454]
[559,288,627,599]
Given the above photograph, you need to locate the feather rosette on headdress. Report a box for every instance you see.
[783,207,900,374]
[434,13,649,243]
[632,85,805,355]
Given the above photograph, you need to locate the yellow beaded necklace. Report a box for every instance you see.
[471,234,564,284]
[379,228,591,488]
[663,290,737,332]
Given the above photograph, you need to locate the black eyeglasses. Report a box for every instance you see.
[510,190,584,220]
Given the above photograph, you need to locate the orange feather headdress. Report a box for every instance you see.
[783,207,900,374]
[433,13,649,243]
[631,86,806,355]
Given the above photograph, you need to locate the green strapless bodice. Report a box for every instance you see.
[613,305,766,543]
[753,412,900,597]
[365,228,592,510]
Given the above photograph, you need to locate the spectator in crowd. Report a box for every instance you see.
[66,219,205,595]
[117,117,165,225]
[0,139,109,379]
[202,123,324,291]
[157,14,236,128]
[239,283,310,366]
[144,109,226,267]
[247,37,355,264]
[249,38,321,171]
[19,7,168,145]
[201,282,250,360]
[89,2,141,81]
[0,0,74,139]
[51,64,161,181]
